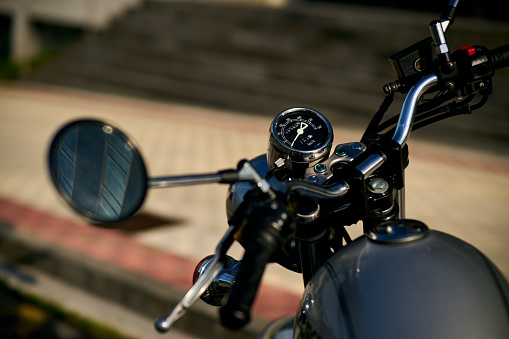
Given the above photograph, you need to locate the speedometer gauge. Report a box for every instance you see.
[268,107,333,173]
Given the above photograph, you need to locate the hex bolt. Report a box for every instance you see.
[367,178,390,194]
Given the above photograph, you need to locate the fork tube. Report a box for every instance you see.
[298,237,330,286]
[396,187,406,219]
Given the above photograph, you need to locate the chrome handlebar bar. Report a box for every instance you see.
[355,73,438,178]
[392,74,439,146]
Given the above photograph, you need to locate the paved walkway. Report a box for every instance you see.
[1,82,509,336]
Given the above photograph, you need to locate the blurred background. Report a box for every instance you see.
[1,0,509,150]
[0,0,508,338]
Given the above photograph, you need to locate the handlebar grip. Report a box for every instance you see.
[219,226,281,329]
[490,44,509,70]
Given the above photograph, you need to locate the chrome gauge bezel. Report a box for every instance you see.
[268,107,333,172]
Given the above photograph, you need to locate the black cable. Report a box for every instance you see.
[470,94,489,111]
[415,90,456,113]
[374,91,455,134]
[381,94,475,135]
[361,93,394,144]
[411,94,489,131]
[378,92,476,136]
[411,105,471,132]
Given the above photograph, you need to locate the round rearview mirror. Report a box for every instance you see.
[48,119,148,223]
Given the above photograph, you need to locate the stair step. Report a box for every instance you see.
[31,52,381,120]
[28,1,509,140]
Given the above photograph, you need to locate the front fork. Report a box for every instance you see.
[396,184,406,219]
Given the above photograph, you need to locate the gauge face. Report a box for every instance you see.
[268,108,333,172]
[274,111,330,151]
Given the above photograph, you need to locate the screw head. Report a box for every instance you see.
[314,163,326,173]
[367,178,389,194]
[308,175,319,183]
[335,147,347,156]
[446,81,456,91]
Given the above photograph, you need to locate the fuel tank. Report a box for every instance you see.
[295,219,509,338]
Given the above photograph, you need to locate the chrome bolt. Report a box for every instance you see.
[314,163,326,173]
[335,147,347,157]
[367,178,389,194]
[352,143,362,150]
[308,175,319,183]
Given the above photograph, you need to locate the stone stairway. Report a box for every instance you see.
[28,1,509,149]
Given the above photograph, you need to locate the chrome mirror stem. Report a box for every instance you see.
[148,173,224,188]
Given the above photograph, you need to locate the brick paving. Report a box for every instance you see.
[0,196,300,321]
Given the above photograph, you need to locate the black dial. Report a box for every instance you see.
[274,111,330,151]
[268,108,333,172]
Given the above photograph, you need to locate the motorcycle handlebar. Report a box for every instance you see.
[490,44,509,70]
[390,44,508,149]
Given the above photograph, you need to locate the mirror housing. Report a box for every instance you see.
[48,119,148,224]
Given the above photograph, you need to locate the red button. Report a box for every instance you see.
[460,45,476,56]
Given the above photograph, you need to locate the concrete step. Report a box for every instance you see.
[32,41,383,118]
[27,2,400,118]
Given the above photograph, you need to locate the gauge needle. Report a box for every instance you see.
[291,122,308,146]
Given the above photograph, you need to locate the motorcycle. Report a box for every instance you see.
[47,0,509,337]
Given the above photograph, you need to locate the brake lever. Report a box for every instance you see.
[154,160,276,332]
[154,225,236,332]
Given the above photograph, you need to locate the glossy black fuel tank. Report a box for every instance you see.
[295,220,509,338]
